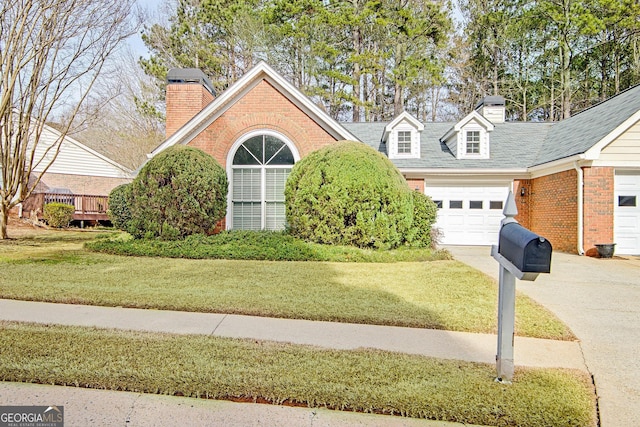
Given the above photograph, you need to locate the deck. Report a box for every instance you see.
[27,192,110,222]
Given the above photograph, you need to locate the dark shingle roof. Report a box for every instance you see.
[533,84,640,166]
[343,84,640,171]
[343,122,554,170]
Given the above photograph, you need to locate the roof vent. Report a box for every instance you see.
[167,68,215,96]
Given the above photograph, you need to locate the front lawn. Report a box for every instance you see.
[0,228,573,339]
[0,322,596,427]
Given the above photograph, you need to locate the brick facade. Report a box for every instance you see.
[406,178,424,193]
[513,179,531,229]
[166,80,338,168]
[519,167,615,255]
[582,167,614,255]
[527,169,578,253]
[165,83,215,139]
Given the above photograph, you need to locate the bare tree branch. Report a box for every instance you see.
[0,0,139,238]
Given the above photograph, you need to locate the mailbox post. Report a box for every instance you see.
[491,192,552,382]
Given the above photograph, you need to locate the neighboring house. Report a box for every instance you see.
[150,62,640,256]
[13,122,133,220]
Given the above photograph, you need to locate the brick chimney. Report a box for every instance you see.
[165,68,216,138]
[475,95,505,124]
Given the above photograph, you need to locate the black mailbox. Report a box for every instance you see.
[498,223,552,273]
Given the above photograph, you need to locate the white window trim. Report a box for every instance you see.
[384,111,423,160]
[389,124,421,159]
[226,130,300,230]
[459,124,489,159]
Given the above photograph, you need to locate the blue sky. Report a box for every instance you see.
[129,0,166,58]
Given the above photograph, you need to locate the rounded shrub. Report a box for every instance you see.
[43,202,75,228]
[128,145,228,239]
[406,190,438,248]
[285,141,413,249]
[107,183,133,231]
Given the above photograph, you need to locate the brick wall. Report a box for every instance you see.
[186,80,338,167]
[513,179,531,229]
[583,167,614,255]
[528,170,578,253]
[406,178,424,193]
[165,83,215,139]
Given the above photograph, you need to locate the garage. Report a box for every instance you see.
[424,184,510,245]
[614,171,640,255]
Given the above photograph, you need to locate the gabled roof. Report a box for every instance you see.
[440,110,495,142]
[382,111,424,142]
[533,84,640,166]
[345,121,551,171]
[151,61,358,156]
[349,85,640,173]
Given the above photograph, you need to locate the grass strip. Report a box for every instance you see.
[0,322,595,427]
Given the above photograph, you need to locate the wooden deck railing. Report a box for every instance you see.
[41,192,110,221]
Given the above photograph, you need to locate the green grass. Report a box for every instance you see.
[0,322,596,427]
[0,236,573,339]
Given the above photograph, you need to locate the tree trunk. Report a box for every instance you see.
[352,25,361,122]
[0,201,9,239]
[560,0,572,120]
[394,43,404,116]
[561,41,571,119]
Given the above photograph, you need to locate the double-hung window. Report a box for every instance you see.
[397,131,412,154]
[466,130,480,155]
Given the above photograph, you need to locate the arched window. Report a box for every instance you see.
[230,134,296,230]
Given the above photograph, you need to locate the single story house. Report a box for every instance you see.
[150,62,640,256]
[10,121,133,221]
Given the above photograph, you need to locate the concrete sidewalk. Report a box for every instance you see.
[0,381,475,427]
[0,298,587,426]
[0,299,585,370]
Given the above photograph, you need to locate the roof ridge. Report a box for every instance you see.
[570,83,640,118]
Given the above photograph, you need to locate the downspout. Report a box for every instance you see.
[574,162,585,255]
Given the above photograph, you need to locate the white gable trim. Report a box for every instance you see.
[383,111,423,160]
[441,110,494,143]
[151,62,358,157]
[583,110,640,160]
[382,111,424,141]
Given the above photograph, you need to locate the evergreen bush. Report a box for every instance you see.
[406,190,438,248]
[43,202,75,228]
[285,141,413,249]
[107,184,133,231]
[128,145,228,239]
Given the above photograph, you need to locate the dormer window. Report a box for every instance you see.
[383,111,424,160]
[398,131,412,154]
[440,111,494,160]
[465,131,480,155]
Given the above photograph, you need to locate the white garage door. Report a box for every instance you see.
[425,185,509,245]
[614,171,640,255]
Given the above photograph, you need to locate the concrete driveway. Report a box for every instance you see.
[446,246,640,427]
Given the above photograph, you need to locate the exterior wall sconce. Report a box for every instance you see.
[520,187,526,197]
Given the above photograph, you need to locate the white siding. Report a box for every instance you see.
[31,127,130,178]
[600,120,640,162]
